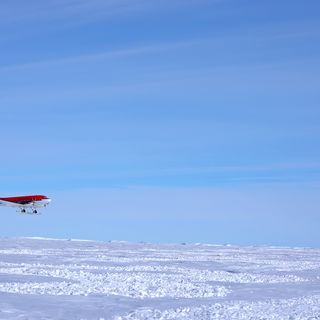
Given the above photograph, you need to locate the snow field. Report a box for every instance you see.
[112,295,320,320]
[0,238,320,319]
[0,264,230,298]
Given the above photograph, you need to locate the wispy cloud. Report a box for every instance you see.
[2,17,320,73]
[0,39,205,72]
[0,0,203,24]
[1,161,319,183]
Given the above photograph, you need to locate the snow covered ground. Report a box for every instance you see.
[0,238,320,319]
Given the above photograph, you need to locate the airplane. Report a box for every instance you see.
[0,195,51,215]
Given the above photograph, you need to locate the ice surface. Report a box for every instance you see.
[113,296,320,320]
[0,238,320,319]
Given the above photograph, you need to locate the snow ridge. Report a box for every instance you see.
[113,295,320,320]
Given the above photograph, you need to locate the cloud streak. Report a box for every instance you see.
[0,0,203,24]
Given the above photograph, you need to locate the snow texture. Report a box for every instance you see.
[113,296,320,320]
[0,238,320,319]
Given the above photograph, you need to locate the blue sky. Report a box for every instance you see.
[0,0,319,246]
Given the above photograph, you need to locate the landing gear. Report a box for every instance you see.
[17,209,41,215]
[32,209,41,215]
